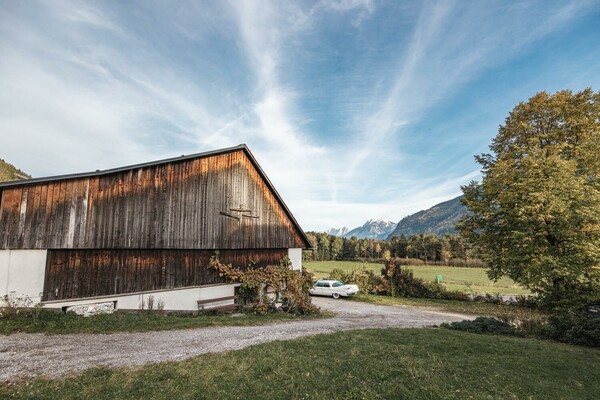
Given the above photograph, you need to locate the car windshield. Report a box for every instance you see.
[332,282,344,287]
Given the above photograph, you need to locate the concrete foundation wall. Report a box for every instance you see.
[0,250,47,305]
[288,248,302,270]
[42,283,239,312]
[1,247,300,311]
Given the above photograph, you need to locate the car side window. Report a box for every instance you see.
[332,282,344,287]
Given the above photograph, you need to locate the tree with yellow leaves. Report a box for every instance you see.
[460,89,600,308]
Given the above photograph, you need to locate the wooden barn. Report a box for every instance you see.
[0,144,311,311]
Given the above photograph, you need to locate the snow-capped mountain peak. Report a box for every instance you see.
[341,219,396,240]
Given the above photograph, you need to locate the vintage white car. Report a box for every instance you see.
[309,280,359,299]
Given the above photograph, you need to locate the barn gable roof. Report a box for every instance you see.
[0,144,311,249]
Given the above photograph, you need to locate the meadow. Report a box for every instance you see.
[304,260,530,295]
[2,328,597,399]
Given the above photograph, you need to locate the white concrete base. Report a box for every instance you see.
[288,248,302,270]
[0,250,47,306]
[42,283,239,312]
[0,248,300,311]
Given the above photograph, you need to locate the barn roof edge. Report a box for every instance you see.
[0,144,312,249]
[0,144,247,188]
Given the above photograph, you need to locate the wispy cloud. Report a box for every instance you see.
[1,0,598,231]
[225,1,327,194]
[65,5,125,36]
[1,0,234,169]
[314,0,375,26]
[335,0,595,213]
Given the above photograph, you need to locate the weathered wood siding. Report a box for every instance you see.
[0,150,305,249]
[43,248,288,301]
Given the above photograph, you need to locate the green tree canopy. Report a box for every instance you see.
[460,89,600,308]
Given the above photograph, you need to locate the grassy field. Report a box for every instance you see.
[0,309,330,335]
[305,260,530,295]
[2,328,597,399]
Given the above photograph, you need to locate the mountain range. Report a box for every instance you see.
[345,219,396,240]
[325,219,396,240]
[386,196,466,238]
[326,196,467,240]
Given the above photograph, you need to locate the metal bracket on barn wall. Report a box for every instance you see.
[219,204,259,222]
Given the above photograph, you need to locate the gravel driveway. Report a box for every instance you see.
[0,297,470,382]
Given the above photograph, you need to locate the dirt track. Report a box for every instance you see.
[0,297,471,382]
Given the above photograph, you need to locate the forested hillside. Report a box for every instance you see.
[387,196,466,238]
[0,158,30,182]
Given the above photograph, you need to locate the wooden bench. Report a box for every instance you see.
[197,296,238,313]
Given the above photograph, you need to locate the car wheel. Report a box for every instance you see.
[332,292,340,299]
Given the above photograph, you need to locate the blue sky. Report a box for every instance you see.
[1,0,599,231]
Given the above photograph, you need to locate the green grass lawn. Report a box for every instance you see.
[0,309,330,335]
[305,260,530,295]
[2,328,597,399]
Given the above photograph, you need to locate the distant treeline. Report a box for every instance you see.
[304,232,483,267]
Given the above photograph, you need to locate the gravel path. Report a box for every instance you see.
[0,297,471,382]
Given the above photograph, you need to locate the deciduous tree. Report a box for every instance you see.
[460,89,600,308]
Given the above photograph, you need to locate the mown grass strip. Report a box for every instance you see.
[351,293,547,321]
[1,328,597,399]
[0,309,331,335]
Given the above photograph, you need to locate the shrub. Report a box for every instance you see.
[328,267,387,294]
[327,268,345,281]
[383,264,430,298]
[440,289,471,301]
[378,257,484,268]
[516,318,549,338]
[544,310,600,348]
[444,258,484,268]
[472,293,506,305]
[384,258,425,266]
[420,283,469,301]
[445,310,600,348]
[442,317,522,336]
[512,295,541,309]
[382,259,471,301]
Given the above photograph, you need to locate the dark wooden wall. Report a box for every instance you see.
[0,150,306,250]
[43,248,288,301]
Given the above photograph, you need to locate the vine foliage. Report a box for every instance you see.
[209,255,319,315]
